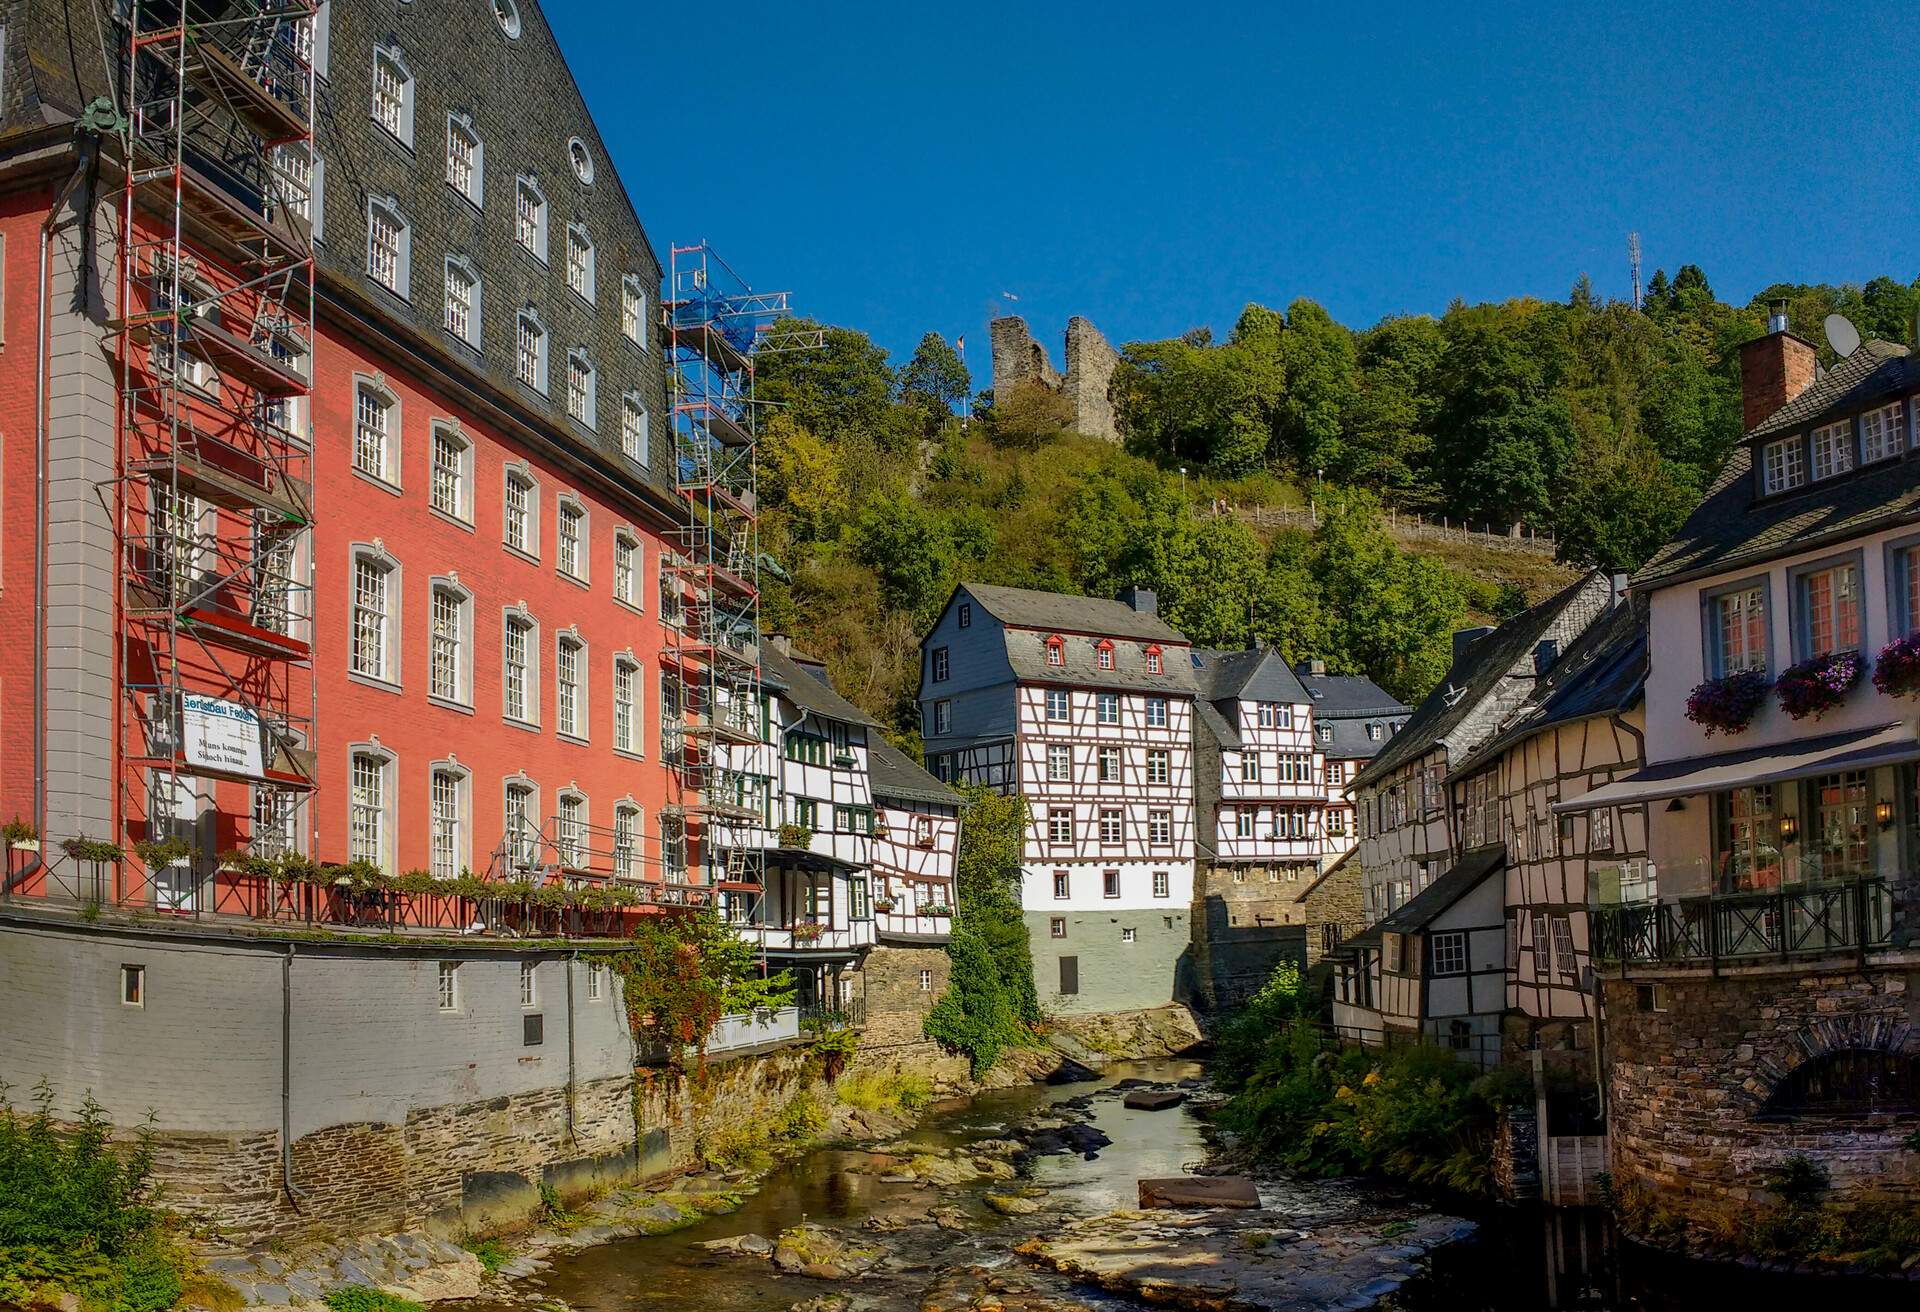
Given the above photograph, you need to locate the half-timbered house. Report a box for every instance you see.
[919,584,1197,1014]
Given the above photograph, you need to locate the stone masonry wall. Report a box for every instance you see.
[988,315,1121,443]
[1603,965,1920,1232]
[1300,860,1365,967]
[1188,862,1309,1014]
[851,944,970,1089]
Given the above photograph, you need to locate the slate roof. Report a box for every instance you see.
[1451,595,1648,779]
[1636,341,1920,588]
[1297,671,1409,762]
[868,735,961,809]
[962,583,1186,643]
[1350,572,1613,791]
[954,585,1198,696]
[1375,844,1506,935]
[1190,647,1311,705]
[761,645,882,730]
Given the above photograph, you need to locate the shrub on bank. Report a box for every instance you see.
[834,1069,934,1115]
[0,1081,198,1312]
[1215,1007,1529,1198]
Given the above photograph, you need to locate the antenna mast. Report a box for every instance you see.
[1628,232,1643,311]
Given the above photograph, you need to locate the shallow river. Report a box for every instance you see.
[477,1059,1914,1311]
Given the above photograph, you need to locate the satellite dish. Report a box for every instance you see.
[1824,313,1862,358]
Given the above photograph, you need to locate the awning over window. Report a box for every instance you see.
[1551,721,1920,813]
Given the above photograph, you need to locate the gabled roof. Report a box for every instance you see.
[1636,341,1920,588]
[959,583,1185,644]
[1190,647,1310,706]
[1350,573,1614,791]
[1376,844,1505,935]
[1297,672,1407,718]
[1452,595,1648,779]
[761,645,882,730]
[868,735,960,808]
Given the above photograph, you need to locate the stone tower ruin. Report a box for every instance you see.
[989,315,1122,443]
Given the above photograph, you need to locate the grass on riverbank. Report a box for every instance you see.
[695,1091,828,1174]
[834,1069,934,1116]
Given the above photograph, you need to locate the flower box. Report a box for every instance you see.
[1685,669,1771,736]
[778,822,815,850]
[1775,650,1865,721]
[1872,635,1920,699]
[789,921,826,943]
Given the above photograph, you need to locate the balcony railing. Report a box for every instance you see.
[1591,876,1901,967]
[800,997,866,1031]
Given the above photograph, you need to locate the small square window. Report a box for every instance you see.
[1121,927,1136,944]
[1049,916,1067,939]
[918,969,933,993]
[120,964,145,1008]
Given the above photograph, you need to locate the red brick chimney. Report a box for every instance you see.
[1738,304,1817,432]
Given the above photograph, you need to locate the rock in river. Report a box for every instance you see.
[1137,1175,1260,1209]
[1121,1088,1187,1111]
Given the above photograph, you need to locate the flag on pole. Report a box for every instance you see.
[956,334,965,356]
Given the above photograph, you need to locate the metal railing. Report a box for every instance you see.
[1591,876,1899,967]
[800,997,866,1032]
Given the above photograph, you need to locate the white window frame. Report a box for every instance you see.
[1099,808,1123,845]
[555,791,586,868]
[365,197,411,298]
[516,308,548,392]
[351,377,400,487]
[428,577,472,707]
[504,776,539,867]
[1047,744,1071,782]
[348,544,400,687]
[1761,435,1805,495]
[1047,808,1072,844]
[429,423,473,525]
[519,961,538,1008]
[556,631,586,740]
[621,394,650,465]
[503,608,540,727]
[503,464,539,558]
[565,224,595,304]
[1149,809,1171,844]
[1430,930,1468,977]
[514,174,548,261]
[444,113,483,206]
[1044,688,1069,721]
[1811,419,1854,482]
[370,45,415,147]
[1145,697,1168,728]
[622,275,648,349]
[556,497,588,581]
[1862,402,1906,465]
[566,349,596,428]
[347,744,397,872]
[613,655,641,756]
[437,961,459,1012]
[1096,692,1119,725]
[428,763,470,879]
[613,531,641,609]
[443,255,481,348]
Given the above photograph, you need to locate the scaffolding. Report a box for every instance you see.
[660,245,816,925]
[111,1,318,908]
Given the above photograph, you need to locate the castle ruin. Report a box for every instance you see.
[989,315,1123,443]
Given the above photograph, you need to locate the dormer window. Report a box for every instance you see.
[1096,639,1114,671]
[1045,635,1065,667]
[1862,402,1906,464]
[1145,645,1162,675]
[1811,419,1853,482]
[1761,436,1805,496]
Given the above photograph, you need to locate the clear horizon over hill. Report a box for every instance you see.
[557,0,1917,366]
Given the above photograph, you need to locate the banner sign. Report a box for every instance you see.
[182,694,265,779]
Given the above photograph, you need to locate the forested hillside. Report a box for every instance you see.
[751,271,1919,746]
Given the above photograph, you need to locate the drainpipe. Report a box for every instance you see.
[14,148,97,896]
[282,943,307,1209]
[564,953,578,1145]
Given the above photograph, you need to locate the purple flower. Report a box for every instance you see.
[1775,651,1865,721]
[1686,669,1771,736]
[1872,635,1920,698]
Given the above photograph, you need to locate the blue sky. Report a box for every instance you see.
[552,1,1918,372]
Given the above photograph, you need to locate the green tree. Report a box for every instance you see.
[1278,298,1358,475]
[754,318,913,451]
[1158,515,1265,647]
[1314,493,1469,702]
[899,332,972,425]
[759,412,845,541]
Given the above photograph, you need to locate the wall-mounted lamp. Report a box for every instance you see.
[1779,814,1800,843]
[1664,797,1686,813]
[1876,799,1895,830]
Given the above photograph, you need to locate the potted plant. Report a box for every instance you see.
[790,920,825,943]
[1775,650,1866,721]
[872,896,897,913]
[778,822,814,850]
[3,816,39,853]
[1684,669,1771,736]
[1873,634,1920,698]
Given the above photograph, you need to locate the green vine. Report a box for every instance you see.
[609,908,795,1069]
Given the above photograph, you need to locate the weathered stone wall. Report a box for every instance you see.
[988,315,1121,443]
[850,944,970,1088]
[1603,965,1920,1231]
[1300,858,1365,966]
[1188,863,1309,1013]
[632,1045,823,1181]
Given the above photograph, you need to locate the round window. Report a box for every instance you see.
[568,138,593,185]
[492,0,521,38]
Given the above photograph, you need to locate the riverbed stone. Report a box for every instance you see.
[1138,1175,1260,1209]
[985,1193,1043,1216]
[1122,1089,1187,1111]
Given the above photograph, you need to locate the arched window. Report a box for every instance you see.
[1761,1048,1920,1117]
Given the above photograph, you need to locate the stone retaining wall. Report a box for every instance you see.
[852,944,971,1089]
[1602,964,1920,1231]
